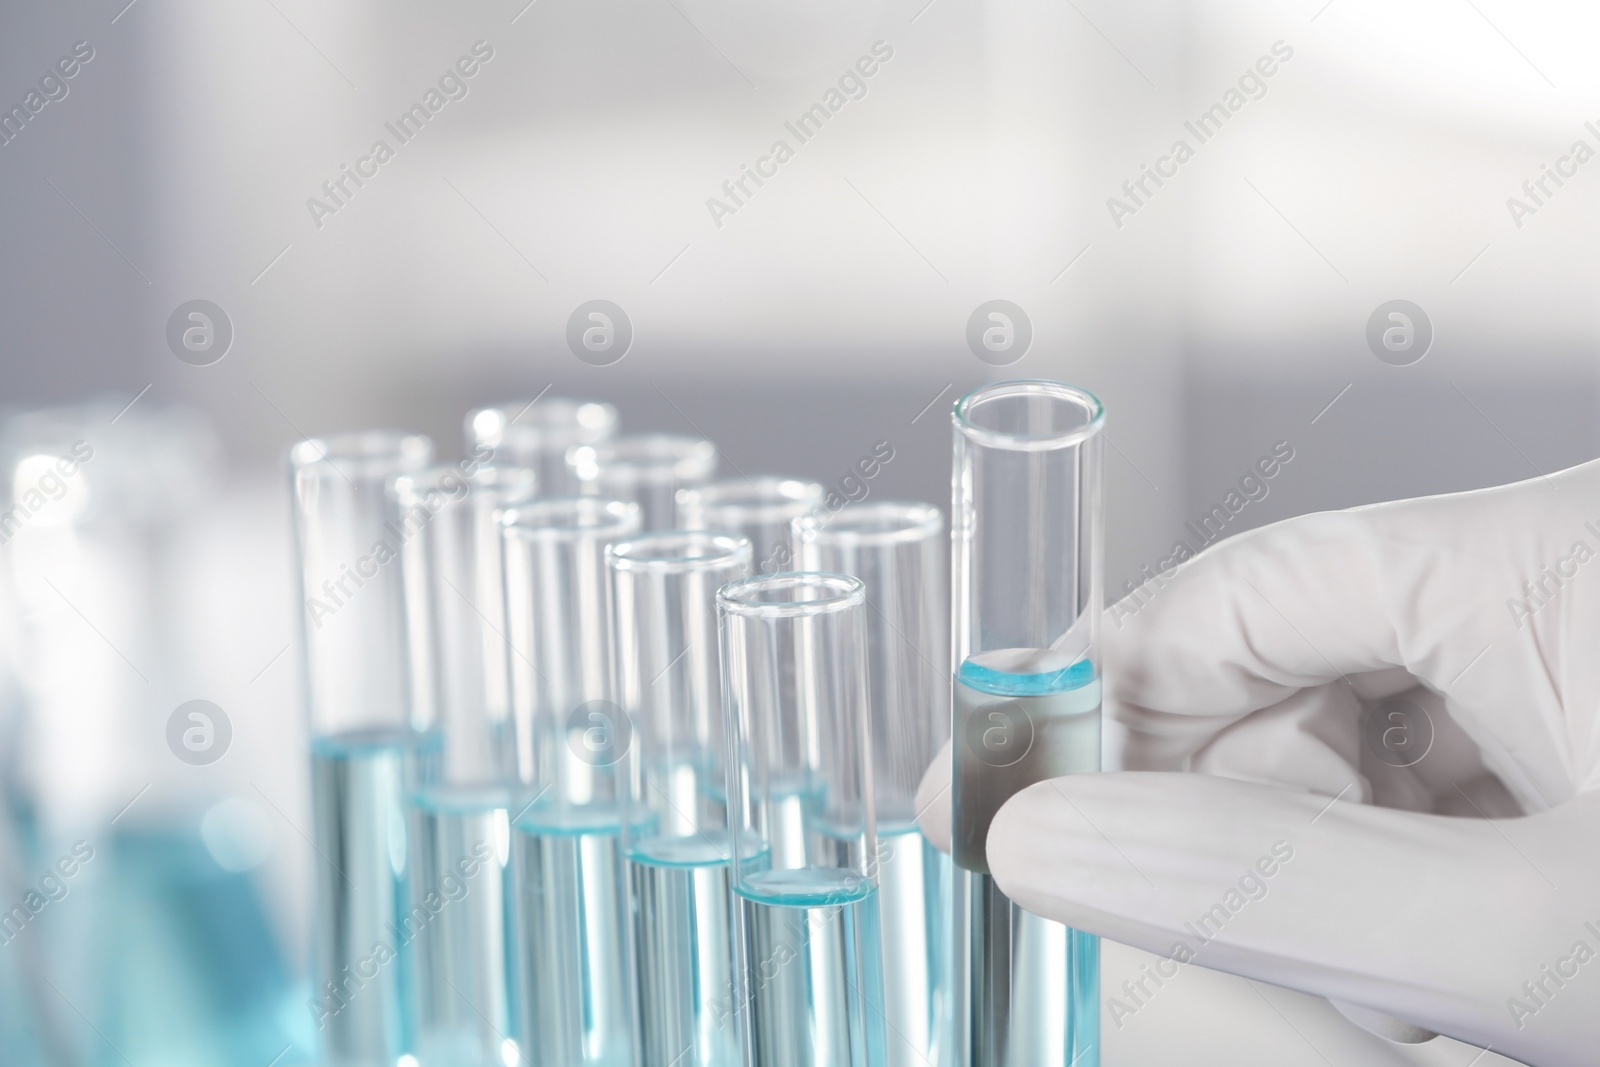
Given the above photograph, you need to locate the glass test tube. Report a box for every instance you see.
[392,465,536,1067]
[950,382,1103,1067]
[570,434,718,532]
[796,503,950,1067]
[718,573,888,1067]
[290,431,436,1067]
[677,477,822,575]
[609,532,750,1067]
[501,497,641,1067]
[466,398,619,498]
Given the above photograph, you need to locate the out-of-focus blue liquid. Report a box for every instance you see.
[628,834,740,1067]
[310,727,438,1067]
[409,785,516,1067]
[512,804,635,1067]
[735,867,887,1067]
[876,825,947,1067]
[951,655,1100,1067]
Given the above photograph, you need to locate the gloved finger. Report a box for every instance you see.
[1106,507,1417,771]
[914,739,952,853]
[1183,683,1365,800]
[986,771,1600,1067]
[1105,463,1589,789]
[1355,685,1524,818]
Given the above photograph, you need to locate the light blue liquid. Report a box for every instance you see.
[409,785,516,1067]
[951,656,1100,1067]
[628,834,740,1067]
[310,727,439,1067]
[735,867,888,1067]
[74,825,305,1066]
[876,825,948,1067]
[512,804,636,1067]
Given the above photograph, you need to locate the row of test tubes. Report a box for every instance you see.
[290,382,1105,1067]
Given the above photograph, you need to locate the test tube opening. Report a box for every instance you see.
[467,398,618,498]
[678,477,823,574]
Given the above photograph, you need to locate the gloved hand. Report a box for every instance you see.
[917,458,1600,1067]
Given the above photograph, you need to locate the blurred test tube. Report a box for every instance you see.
[466,399,617,499]
[569,434,717,532]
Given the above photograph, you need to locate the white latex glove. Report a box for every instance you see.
[918,458,1600,1067]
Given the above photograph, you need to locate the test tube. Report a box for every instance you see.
[466,398,618,498]
[717,572,888,1067]
[949,382,1103,1067]
[501,497,641,1067]
[795,503,949,1067]
[391,464,536,1067]
[609,531,750,1067]
[290,430,435,1067]
[676,477,822,575]
[569,434,718,532]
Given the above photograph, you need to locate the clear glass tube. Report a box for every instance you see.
[677,478,822,576]
[950,381,1103,1067]
[466,398,619,498]
[795,502,949,1067]
[391,464,536,1067]
[290,430,436,1067]
[608,531,750,1067]
[501,497,641,1067]
[717,573,887,1067]
[394,465,537,784]
[292,431,434,740]
[570,434,718,532]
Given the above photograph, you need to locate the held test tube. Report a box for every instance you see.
[718,573,888,1067]
[467,398,618,498]
[796,503,950,1067]
[609,532,751,1067]
[502,497,642,1067]
[290,431,435,1067]
[950,382,1103,1067]
[571,434,718,532]
[392,466,537,1067]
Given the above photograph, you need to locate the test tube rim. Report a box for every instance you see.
[677,476,823,524]
[607,529,750,572]
[795,499,943,547]
[500,495,640,539]
[574,433,717,486]
[389,462,538,505]
[953,379,1105,452]
[466,398,618,447]
[717,570,865,618]
[289,430,433,477]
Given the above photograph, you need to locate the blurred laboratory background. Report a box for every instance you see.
[0,0,1589,1063]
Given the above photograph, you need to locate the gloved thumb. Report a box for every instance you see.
[985,771,1600,1067]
